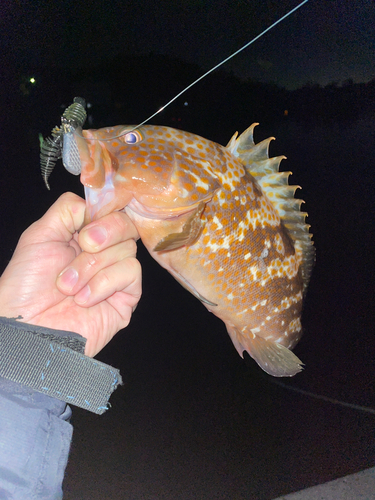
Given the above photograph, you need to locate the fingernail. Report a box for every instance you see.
[58,268,78,291]
[85,226,107,247]
[75,284,91,304]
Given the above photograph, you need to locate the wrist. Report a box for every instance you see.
[0,316,122,414]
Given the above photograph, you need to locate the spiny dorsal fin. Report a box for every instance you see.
[226,123,315,292]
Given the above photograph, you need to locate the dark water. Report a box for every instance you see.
[1,118,374,499]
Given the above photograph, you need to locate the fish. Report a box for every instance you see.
[72,122,315,377]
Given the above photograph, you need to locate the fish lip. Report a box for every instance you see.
[126,198,201,220]
[84,184,199,223]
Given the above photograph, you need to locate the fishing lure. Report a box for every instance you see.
[40,97,87,189]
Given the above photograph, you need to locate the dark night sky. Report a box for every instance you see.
[1,0,374,90]
[1,3,375,497]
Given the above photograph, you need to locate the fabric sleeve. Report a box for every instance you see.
[0,316,123,499]
[0,377,72,500]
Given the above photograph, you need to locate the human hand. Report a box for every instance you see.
[0,192,141,356]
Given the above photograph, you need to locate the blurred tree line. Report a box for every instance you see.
[8,54,375,148]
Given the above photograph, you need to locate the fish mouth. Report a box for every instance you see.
[126,197,204,220]
[84,182,202,224]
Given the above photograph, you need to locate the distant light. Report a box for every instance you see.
[87,102,92,108]
[184,102,188,106]
[29,77,36,84]
[284,109,289,116]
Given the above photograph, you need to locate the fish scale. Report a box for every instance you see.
[73,123,315,377]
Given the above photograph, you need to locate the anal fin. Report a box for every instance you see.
[153,202,205,252]
[227,327,304,377]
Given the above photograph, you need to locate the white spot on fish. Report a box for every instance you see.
[188,172,209,189]
[220,235,231,249]
[249,265,258,281]
[207,242,220,252]
[237,308,248,316]
[213,215,223,230]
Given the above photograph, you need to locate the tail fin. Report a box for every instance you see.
[227,327,304,377]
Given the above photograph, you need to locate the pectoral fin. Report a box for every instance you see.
[153,202,205,252]
[227,327,304,377]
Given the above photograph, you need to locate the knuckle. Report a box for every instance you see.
[97,270,112,288]
[85,252,100,268]
[108,211,129,235]
[130,257,142,276]
[124,238,137,256]
[110,211,139,240]
[124,258,142,292]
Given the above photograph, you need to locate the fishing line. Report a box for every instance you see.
[131,0,310,131]
[265,377,375,416]
[74,0,309,141]
[41,0,310,185]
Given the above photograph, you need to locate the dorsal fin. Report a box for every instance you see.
[226,123,315,293]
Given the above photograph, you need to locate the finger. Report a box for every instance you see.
[74,256,142,307]
[56,239,137,294]
[18,193,86,247]
[79,211,140,253]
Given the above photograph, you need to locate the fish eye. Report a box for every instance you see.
[120,130,143,144]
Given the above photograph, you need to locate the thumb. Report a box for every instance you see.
[18,193,86,248]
